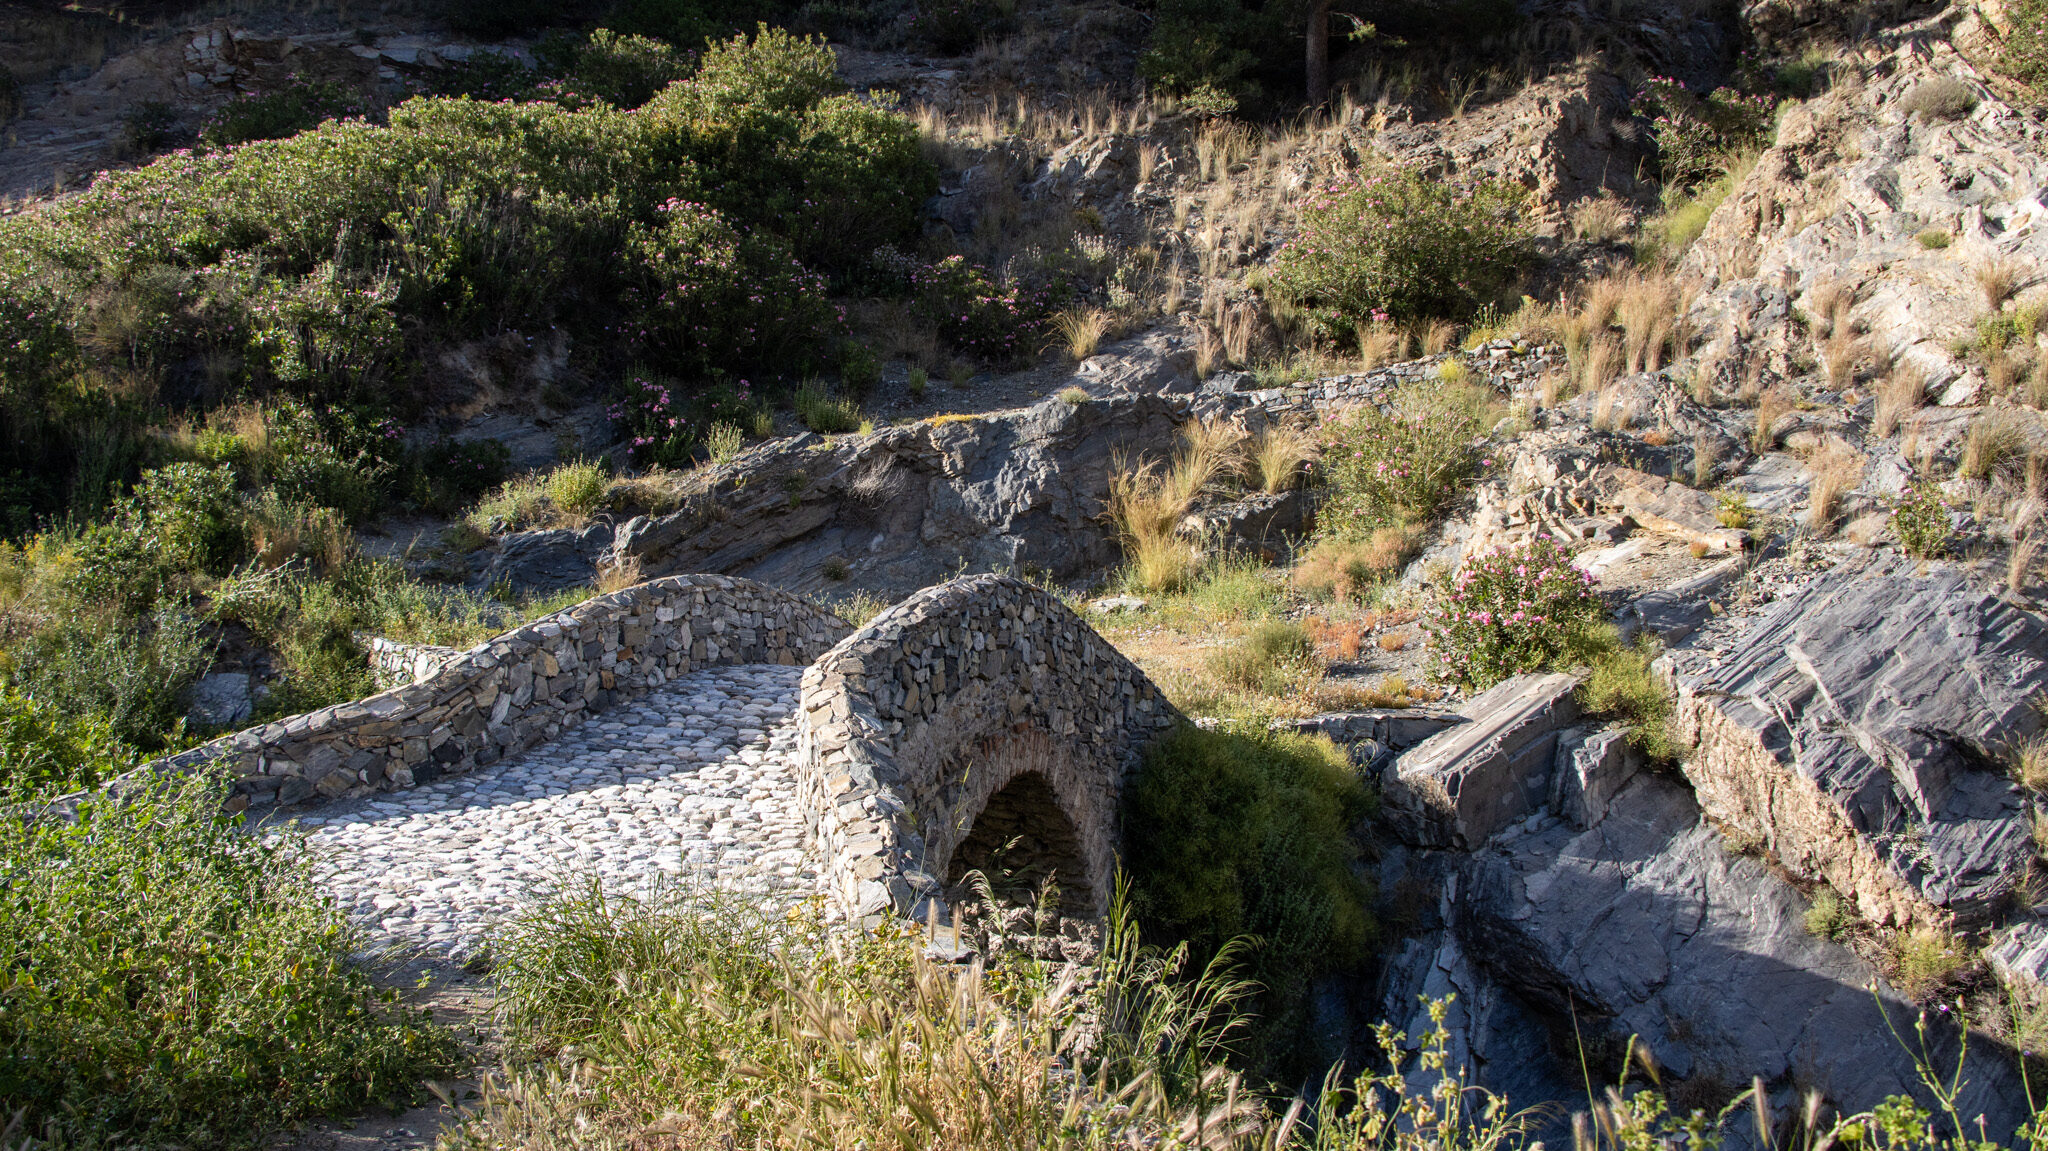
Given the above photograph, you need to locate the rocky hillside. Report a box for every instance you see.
[6,0,2048,1146]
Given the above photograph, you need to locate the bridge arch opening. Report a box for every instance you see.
[943,769,1096,915]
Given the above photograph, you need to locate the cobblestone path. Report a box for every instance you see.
[286,665,815,958]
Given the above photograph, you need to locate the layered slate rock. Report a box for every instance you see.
[1669,566,2046,930]
[1459,773,2030,1133]
[1384,673,1581,848]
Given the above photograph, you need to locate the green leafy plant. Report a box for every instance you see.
[1121,719,1371,1081]
[0,771,460,1144]
[0,690,131,793]
[1892,479,1952,558]
[1424,535,1607,688]
[7,610,211,751]
[1715,491,1754,529]
[1805,887,1850,941]
[1271,168,1532,333]
[793,379,862,433]
[1316,381,1492,532]
[1581,637,1681,761]
[199,75,366,147]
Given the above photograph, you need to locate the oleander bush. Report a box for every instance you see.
[1632,75,1776,190]
[2005,0,2048,89]
[0,771,461,1146]
[1270,167,1533,333]
[1424,535,1608,688]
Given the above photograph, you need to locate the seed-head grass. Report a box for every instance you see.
[1980,256,2023,310]
[1874,364,1927,439]
[1752,385,1795,453]
[1248,422,1315,493]
[1823,306,1863,390]
[1355,322,1405,372]
[1418,318,1458,355]
[1960,409,2031,482]
[1805,444,1866,537]
[1052,306,1112,361]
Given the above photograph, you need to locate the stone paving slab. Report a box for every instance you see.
[272,665,816,958]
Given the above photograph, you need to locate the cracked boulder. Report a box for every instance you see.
[1669,565,2046,930]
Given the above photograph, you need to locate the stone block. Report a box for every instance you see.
[1384,673,1582,849]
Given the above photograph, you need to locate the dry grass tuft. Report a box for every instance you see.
[593,556,643,594]
[1873,364,1927,439]
[1290,526,1426,602]
[1960,409,2031,483]
[1616,272,1687,373]
[1356,322,1404,373]
[1248,423,1316,493]
[1418,319,1458,356]
[1753,385,1796,453]
[1979,256,2023,311]
[1109,420,1244,591]
[1053,307,1112,361]
[1692,432,1724,488]
[1570,195,1634,243]
[1822,306,1863,391]
[1804,444,1866,537]
[1582,336,1622,397]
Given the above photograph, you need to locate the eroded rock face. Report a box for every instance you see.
[1669,565,2046,930]
[615,394,1203,597]
[1459,772,2030,1133]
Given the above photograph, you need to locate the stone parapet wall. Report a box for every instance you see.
[363,636,463,690]
[114,576,851,812]
[796,574,1182,920]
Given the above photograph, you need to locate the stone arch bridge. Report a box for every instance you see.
[120,574,1179,953]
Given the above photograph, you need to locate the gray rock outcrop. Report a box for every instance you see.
[1458,772,2030,1135]
[1384,672,1582,849]
[1669,565,2046,930]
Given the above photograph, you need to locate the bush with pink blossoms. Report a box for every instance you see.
[1424,536,1608,688]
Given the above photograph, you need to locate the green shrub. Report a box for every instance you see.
[1423,535,1607,688]
[8,611,211,751]
[132,462,245,576]
[907,255,1051,363]
[2004,0,2048,89]
[1317,381,1492,531]
[839,341,882,398]
[1137,0,1276,101]
[1805,887,1849,941]
[1892,479,1952,558]
[1205,619,1314,691]
[1270,168,1531,332]
[200,76,367,148]
[544,459,611,518]
[1122,720,1370,1081]
[0,690,131,793]
[1916,229,1952,250]
[1580,637,1681,761]
[0,772,460,1144]
[563,28,697,107]
[1633,76,1776,190]
[620,199,839,374]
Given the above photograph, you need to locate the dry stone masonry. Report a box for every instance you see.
[798,574,1182,920]
[106,575,851,812]
[99,573,1181,948]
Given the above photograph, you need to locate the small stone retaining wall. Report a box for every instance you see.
[126,575,851,811]
[797,574,1182,920]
